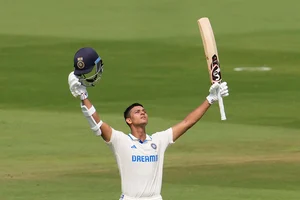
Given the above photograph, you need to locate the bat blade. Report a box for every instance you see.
[197,17,227,120]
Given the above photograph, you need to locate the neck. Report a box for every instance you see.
[130,126,146,141]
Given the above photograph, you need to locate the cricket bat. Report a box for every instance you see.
[197,17,226,120]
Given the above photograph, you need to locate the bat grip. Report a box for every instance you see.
[217,92,226,120]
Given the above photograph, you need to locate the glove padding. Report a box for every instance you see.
[206,82,229,104]
[68,72,88,100]
[220,82,229,97]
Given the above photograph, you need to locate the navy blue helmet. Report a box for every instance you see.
[73,47,104,87]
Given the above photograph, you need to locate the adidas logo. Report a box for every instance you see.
[131,145,137,149]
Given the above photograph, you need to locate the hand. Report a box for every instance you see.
[220,82,229,97]
[206,82,229,104]
[68,72,88,100]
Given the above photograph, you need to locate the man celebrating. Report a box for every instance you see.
[68,47,229,200]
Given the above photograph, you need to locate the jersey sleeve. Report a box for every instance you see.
[105,128,127,147]
[152,127,174,151]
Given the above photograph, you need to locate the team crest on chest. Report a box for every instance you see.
[151,143,157,150]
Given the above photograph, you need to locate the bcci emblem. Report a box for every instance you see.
[77,57,85,69]
[151,143,157,150]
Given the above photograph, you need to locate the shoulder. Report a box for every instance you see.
[150,128,174,147]
[151,127,173,138]
[111,128,129,138]
[111,128,126,134]
[106,128,129,144]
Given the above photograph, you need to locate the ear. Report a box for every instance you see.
[126,118,132,125]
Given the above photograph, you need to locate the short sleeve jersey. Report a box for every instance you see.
[106,128,174,199]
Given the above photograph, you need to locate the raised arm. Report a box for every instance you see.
[81,98,112,142]
[172,82,229,141]
[68,72,112,142]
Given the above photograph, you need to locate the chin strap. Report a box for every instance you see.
[80,103,103,136]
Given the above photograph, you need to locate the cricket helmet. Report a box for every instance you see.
[73,47,104,87]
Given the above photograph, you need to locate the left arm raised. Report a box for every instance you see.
[172,100,210,141]
[171,82,229,141]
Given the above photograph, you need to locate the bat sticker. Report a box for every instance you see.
[210,54,222,83]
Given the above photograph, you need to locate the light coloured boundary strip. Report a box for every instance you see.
[234,66,272,71]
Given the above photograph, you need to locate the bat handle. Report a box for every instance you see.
[217,92,227,120]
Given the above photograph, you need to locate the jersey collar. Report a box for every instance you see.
[128,133,152,143]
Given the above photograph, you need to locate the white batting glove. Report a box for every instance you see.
[68,72,80,96]
[68,72,88,100]
[206,83,220,104]
[206,82,229,104]
[220,82,229,97]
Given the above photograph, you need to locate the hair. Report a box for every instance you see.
[123,103,144,125]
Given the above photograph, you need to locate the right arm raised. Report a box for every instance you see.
[68,71,112,142]
[81,98,112,142]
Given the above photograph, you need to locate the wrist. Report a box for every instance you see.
[80,92,88,100]
[206,95,215,105]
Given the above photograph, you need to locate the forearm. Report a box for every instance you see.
[82,99,101,123]
[182,100,211,128]
[80,98,112,142]
[172,99,211,141]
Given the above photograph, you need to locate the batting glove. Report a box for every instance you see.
[68,71,88,100]
[206,83,220,104]
[206,82,229,104]
[220,82,229,97]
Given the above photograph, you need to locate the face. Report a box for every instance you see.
[126,106,148,126]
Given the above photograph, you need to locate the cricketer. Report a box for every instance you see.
[67,47,229,200]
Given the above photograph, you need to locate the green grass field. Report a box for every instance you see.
[1,0,300,199]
